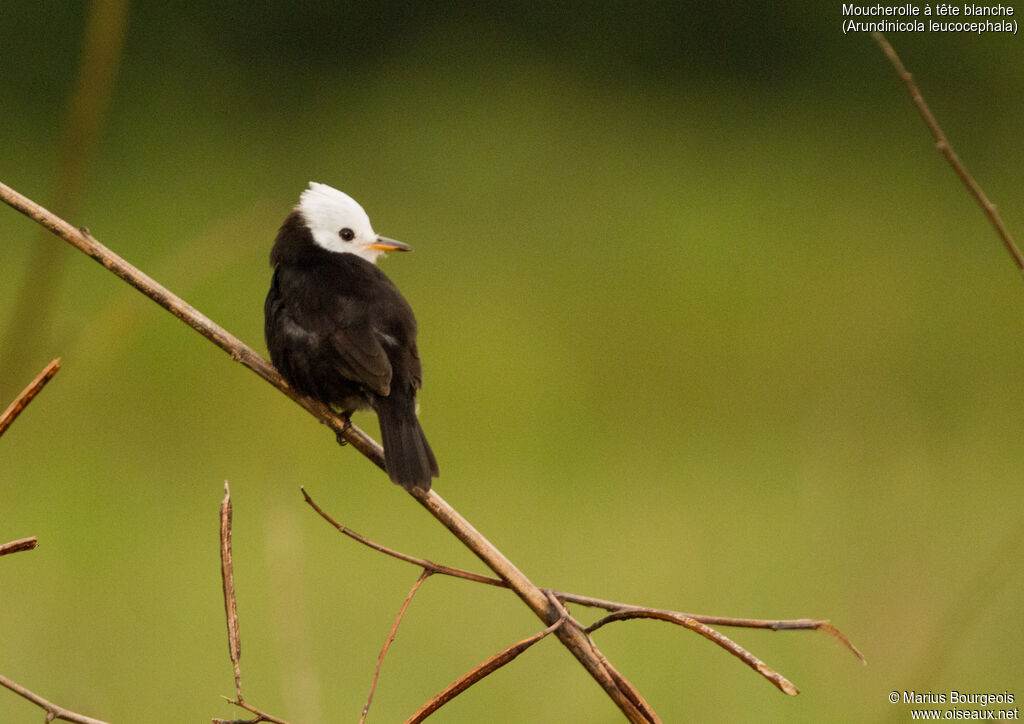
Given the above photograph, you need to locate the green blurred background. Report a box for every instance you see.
[2,2,1022,722]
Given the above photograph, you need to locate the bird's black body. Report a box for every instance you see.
[265,209,438,490]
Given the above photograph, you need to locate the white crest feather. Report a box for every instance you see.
[298,182,384,263]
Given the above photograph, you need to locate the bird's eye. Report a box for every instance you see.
[339,228,355,241]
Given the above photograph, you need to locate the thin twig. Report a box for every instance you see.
[303,490,870,706]
[587,610,799,696]
[310,487,649,722]
[220,482,242,698]
[584,607,864,664]
[558,590,863,663]
[0,358,61,437]
[684,618,798,696]
[302,488,864,664]
[872,32,1024,275]
[301,487,505,588]
[1,363,97,723]
[361,570,432,723]
[0,537,38,557]
[213,697,293,724]
[0,673,110,724]
[405,614,569,724]
[215,483,293,724]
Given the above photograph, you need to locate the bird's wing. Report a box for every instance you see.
[407,343,423,390]
[270,265,394,399]
[326,322,393,398]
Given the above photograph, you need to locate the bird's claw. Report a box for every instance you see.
[335,415,352,446]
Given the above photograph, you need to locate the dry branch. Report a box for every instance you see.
[545,592,661,721]
[584,608,864,664]
[0,673,110,724]
[220,482,242,697]
[301,489,862,703]
[0,358,61,437]
[215,483,292,724]
[587,611,800,697]
[303,486,857,638]
[309,485,852,638]
[212,701,293,724]
[301,487,504,588]
[0,358,105,722]
[0,180,654,722]
[406,613,568,724]
[0,537,38,557]
[872,32,1024,275]
[361,570,432,723]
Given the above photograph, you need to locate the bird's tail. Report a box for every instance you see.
[375,397,439,491]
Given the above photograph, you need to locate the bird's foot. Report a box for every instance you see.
[335,414,352,446]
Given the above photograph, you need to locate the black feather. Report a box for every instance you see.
[265,210,438,490]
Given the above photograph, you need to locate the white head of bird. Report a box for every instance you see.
[298,182,410,263]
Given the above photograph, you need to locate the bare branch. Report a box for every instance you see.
[0,181,654,722]
[685,618,798,696]
[872,32,1024,275]
[546,592,661,722]
[215,483,293,724]
[0,673,110,724]
[0,358,97,723]
[303,488,864,667]
[0,537,38,557]
[557,590,863,662]
[584,607,864,665]
[586,610,799,696]
[213,698,293,724]
[361,570,432,723]
[0,358,61,437]
[405,614,568,724]
[220,482,242,698]
[301,488,504,588]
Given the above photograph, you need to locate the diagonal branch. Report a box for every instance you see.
[587,611,799,696]
[0,537,38,557]
[212,698,293,724]
[361,570,432,724]
[872,32,1024,275]
[302,489,864,701]
[583,606,864,664]
[0,180,653,722]
[0,673,110,724]
[0,358,61,437]
[406,612,569,724]
[0,361,103,722]
[302,488,864,664]
[545,592,661,721]
[301,487,505,588]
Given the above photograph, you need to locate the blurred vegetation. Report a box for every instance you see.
[2,2,1023,722]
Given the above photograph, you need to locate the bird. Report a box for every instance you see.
[264,182,439,491]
